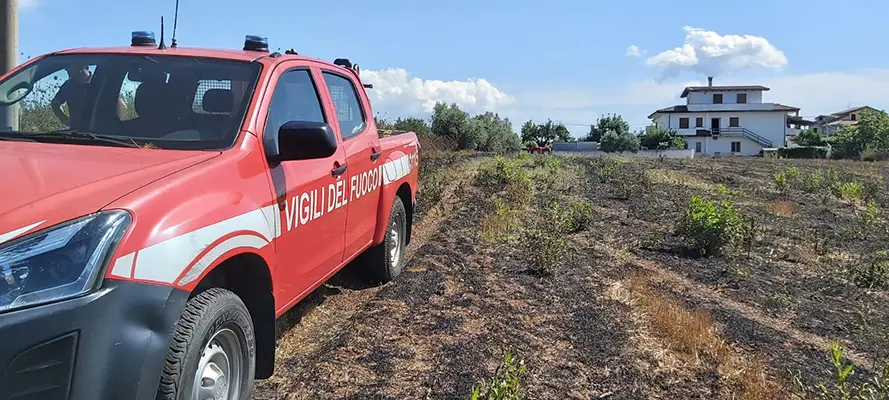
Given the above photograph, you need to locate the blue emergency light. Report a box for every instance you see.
[244,35,269,52]
[131,31,157,47]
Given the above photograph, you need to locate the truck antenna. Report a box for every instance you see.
[171,0,180,48]
[158,16,167,49]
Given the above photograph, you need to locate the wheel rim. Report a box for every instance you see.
[389,216,402,265]
[193,328,242,400]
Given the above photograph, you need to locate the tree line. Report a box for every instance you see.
[377,103,687,153]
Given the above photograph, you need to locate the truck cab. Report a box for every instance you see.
[0,32,419,400]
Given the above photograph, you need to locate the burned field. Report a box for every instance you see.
[255,152,889,399]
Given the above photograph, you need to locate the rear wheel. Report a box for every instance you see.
[157,288,256,400]
[363,196,407,283]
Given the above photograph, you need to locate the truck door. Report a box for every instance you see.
[319,70,382,258]
[262,66,348,305]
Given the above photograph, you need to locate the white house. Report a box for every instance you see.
[648,77,801,156]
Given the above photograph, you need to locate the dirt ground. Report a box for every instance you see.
[253,152,889,399]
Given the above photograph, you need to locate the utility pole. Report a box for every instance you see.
[0,0,17,130]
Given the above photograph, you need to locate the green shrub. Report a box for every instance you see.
[853,251,889,290]
[778,146,828,159]
[774,172,788,192]
[861,147,889,162]
[714,184,742,198]
[470,351,527,400]
[677,195,745,256]
[832,181,863,202]
[806,170,825,193]
[475,156,533,206]
[552,200,595,233]
[794,341,889,399]
[522,227,567,276]
[862,175,885,203]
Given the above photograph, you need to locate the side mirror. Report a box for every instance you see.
[266,121,338,164]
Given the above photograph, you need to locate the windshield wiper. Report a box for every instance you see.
[0,131,37,142]
[41,129,143,148]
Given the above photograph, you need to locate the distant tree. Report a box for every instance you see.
[520,119,571,146]
[794,129,826,147]
[392,117,430,136]
[587,113,630,142]
[638,125,686,150]
[375,115,395,130]
[599,130,639,153]
[431,102,471,148]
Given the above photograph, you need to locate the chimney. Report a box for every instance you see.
[707,76,713,87]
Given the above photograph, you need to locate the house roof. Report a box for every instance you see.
[647,103,800,119]
[680,85,770,98]
[830,106,876,116]
[826,120,859,126]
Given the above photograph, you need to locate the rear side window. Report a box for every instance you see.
[322,72,366,140]
[193,80,231,115]
[263,69,326,152]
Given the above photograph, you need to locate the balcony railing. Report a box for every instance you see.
[712,127,773,147]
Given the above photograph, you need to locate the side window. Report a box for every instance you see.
[322,72,366,140]
[263,69,325,152]
[193,80,231,115]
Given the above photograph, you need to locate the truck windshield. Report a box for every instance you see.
[0,53,260,150]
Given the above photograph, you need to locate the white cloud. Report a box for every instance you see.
[646,26,788,79]
[359,68,514,118]
[626,45,642,57]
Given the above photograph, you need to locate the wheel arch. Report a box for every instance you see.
[372,181,413,245]
[190,252,276,379]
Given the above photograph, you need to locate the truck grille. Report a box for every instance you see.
[0,332,77,400]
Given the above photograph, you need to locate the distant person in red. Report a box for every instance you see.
[51,65,128,129]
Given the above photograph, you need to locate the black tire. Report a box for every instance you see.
[157,288,256,400]
[363,196,408,283]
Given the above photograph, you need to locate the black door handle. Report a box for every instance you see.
[370,151,381,161]
[331,164,347,178]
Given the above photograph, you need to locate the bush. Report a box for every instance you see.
[677,195,745,256]
[806,169,825,193]
[522,227,567,276]
[831,181,863,202]
[470,351,527,400]
[552,200,595,233]
[638,126,686,150]
[599,130,640,153]
[853,251,889,289]
[794,341,889,399]
[476,157,532,204]
[861,147,889,162]
[778,146,828,159]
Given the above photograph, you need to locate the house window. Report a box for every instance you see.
[737,93,747,103]
[695,117,703,127]
[713,94,723,104]
[729,117,739,127]
[695,142,702,153]
[851,114,857,121]
[679,117,689,129]
[731,141,741,153]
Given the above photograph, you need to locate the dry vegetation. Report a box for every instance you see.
[254,150,889,399]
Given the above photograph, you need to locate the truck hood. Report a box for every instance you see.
[0,141,219,244]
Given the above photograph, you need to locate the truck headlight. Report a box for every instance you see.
[0,211,131,313]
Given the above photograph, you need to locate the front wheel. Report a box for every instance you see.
[157,288,256,400]
[362,196,407,283]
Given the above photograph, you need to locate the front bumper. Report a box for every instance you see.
[0,279,189,400]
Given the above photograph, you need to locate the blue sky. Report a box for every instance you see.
[18,0,889,137]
